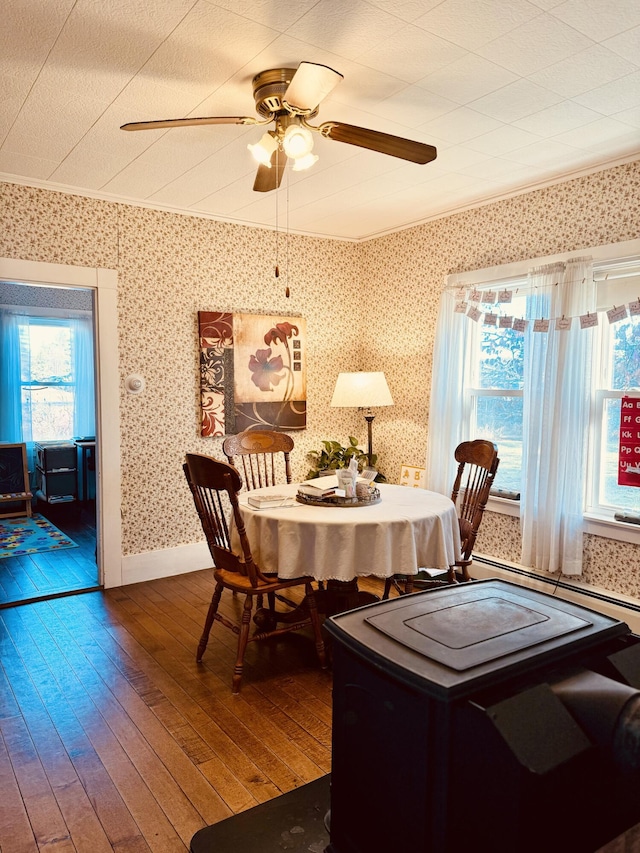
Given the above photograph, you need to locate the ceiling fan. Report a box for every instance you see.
[120,61,437,192]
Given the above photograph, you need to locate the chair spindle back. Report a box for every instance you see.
[222,430,293,490]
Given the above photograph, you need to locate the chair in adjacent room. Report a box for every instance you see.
[183,453,326,693]
[0,442,33,519]
[383,439,500,598]
[222,429,294,490]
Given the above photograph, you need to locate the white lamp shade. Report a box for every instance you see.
[330,372,393,408]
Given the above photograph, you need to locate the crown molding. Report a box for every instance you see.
[2,149,638,245]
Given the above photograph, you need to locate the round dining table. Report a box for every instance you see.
[236,482,461,584]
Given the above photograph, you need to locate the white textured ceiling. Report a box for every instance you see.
[2,0,639,240]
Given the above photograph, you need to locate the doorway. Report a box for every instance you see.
[0,256,123,601]
[0,281,99,606]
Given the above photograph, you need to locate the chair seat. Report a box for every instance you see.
[214,567,313,594]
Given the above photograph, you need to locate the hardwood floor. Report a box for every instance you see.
[0,571,386,852]
[0,501,99,608]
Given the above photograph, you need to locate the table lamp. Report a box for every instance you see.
[330,371,394,466]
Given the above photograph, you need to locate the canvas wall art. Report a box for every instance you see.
[198,311,306,435]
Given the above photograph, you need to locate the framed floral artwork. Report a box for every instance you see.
[198,311,306,435]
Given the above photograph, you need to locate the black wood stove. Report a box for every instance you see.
[324,578,640,853]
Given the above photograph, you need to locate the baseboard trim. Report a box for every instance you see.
[122,541,211,585]
[473,555,640,634]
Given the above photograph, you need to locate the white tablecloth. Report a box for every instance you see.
[235,482,461,582]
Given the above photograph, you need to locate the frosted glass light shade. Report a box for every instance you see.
[248,131,278,166]
[282,124,314,158]
[292,152,318,171]
[330,372,393,409]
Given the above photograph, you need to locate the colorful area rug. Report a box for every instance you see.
[0,513,78,558]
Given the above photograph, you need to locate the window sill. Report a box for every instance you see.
[584,512,640,546]
[486,495,520,517]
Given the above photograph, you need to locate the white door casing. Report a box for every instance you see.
[0,257,122,588]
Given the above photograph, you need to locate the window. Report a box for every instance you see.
[452,260,640,518]
[467,285,526,494]
[428,240,640,574]
[0,309,95,444]
[20,319,75,440]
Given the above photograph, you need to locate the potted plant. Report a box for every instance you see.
[306,437,386,481]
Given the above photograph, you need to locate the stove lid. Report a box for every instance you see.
[326,579,629,699]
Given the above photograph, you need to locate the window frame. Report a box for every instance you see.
[586,272,640,518]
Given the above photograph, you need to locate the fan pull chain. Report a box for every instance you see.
[274,149,280,281]
[285,167,290,298]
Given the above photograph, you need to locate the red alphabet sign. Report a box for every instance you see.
[619,396,640,487]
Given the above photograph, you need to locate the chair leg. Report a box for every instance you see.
[197,581,223,662]
[456,561,471,582]
[232,595,253,694]
[305,582,327,669]
[383,575,411,599]
[382,577,393,600]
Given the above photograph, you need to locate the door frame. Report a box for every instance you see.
[0,257,122,588]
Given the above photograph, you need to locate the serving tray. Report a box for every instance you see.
[296,487,381,508]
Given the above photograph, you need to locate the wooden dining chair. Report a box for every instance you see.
[383,439,500,598]
[183,453,326,693]
[222,429,294,490]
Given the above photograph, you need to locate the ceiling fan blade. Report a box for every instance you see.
[121,116,256,131]
[319,121,437,164]
[253,150,288,192]
[284,62,343,112]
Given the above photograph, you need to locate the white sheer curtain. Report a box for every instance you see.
[520,257,595,575]
[426,289,474,495]
[0,309,24,442]
[71,316,95,438]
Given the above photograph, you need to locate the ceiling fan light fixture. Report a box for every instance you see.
[282,124,314,159]
[292,152,318,171]
[121,61,438,194]
[248,131,278,166]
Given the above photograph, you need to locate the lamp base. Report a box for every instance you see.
[364,414,375,468]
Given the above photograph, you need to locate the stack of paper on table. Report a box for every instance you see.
[297,476,346,499]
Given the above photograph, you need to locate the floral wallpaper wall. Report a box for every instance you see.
[0,182,365,555]
[1,160,639,597]
[358,159,640,594]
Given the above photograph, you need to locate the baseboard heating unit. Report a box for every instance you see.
[472,555,640,635]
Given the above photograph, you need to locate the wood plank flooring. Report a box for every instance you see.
[0,571,385,852]
[0,502,98,607]
[1,572,638,853]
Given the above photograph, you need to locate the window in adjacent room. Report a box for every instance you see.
[20,318,75,440]
[0,308,95,444]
